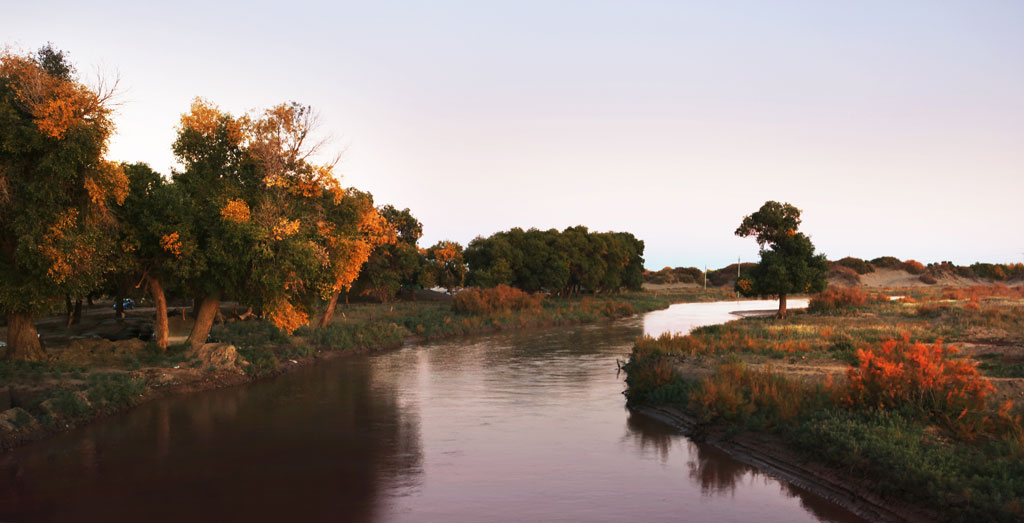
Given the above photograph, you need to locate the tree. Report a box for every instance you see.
[172,98,257,349]
[0,47,126,360]
[111,163,200,349]
[311,188,393,327]
[734,201,828,318]
[426,241,467,294]
[352,206,424,302]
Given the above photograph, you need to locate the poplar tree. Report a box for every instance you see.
[0,46,127,360]
[734,201,828,318]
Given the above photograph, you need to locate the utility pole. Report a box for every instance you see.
[736,256,740,298]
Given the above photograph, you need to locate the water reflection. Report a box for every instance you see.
[0,357,423,522]
[2,302,856,523]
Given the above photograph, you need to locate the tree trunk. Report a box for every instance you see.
[4,312,45,361]
[187,292,221,350]
[148,276,169,350]
[114,294,125,319]
[777,293,788,319]
[86,293,94,307]
[318,289,341,328]
[71,299,82,325]
[65,295,73,328]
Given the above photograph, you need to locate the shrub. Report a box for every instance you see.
[689,360,825,425]
[49,390,91,420]
[841,337,998,439]
[828,265,860,285]
[835,256,875,274]
[809,287,885,313]
[919,273,938,285]
[452,285,544,314]
[870,256,903,269]
[210,320,290,349]
[86,373,147,411]
[903,260,927,275]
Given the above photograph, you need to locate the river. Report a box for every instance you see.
[0,298,864,522]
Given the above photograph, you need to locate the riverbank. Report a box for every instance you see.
[624,285,1024,522]
[633,404,934,522]
[0,287,734,453]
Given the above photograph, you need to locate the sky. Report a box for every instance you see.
[4,1,1023,270]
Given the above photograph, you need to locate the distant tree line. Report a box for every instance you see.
[464,226,645,296]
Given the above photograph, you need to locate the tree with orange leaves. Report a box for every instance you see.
[426,240,467,295]
[173,98,391,341]
[0,45,127,361]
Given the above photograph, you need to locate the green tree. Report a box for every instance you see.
[0,47,127,360]
[734,201,828,318]
[426,241,467,294]
[352,206,424,302]
[112,163,201,348]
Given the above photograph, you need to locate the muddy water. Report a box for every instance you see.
[0,299,861,522]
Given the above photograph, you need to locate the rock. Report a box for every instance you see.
[0,407,42,433]
[186,343,250,373]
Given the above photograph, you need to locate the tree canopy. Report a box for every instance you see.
[0,46,126,360]
[735,201,828,318]
[465,227,644,296]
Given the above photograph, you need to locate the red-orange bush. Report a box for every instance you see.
[451,285,543,314]
[842,337,998,439]
[690,360,818,423]
[808,287,886,313]
[903,260,927,275]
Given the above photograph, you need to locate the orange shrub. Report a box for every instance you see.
[808,287,886,313]
[903,260,927,275]
[451,285,543,314]
[842,337,998,439]
[690,360,818,423]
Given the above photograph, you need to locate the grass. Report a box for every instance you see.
[86,372,147,411]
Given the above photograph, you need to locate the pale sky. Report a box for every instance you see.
[4,1,1023,269]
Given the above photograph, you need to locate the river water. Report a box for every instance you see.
[0,298,863,522]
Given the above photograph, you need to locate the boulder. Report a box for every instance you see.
[0,407,41,433]
[186,343,250,373]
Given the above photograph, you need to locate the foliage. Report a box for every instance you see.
[834,256,874,275]
[689,360,829,425]
[452,285,544,314]
[734,201,828,315]
[351,206,426,302]
[808,287,886,313]
[465,226,644,296]
[903,259,927,275]
[869,256,902,269]
[86,372,146,411]
[0,46,126,359]
[842,337,1011,440]
[425,240,467,294]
